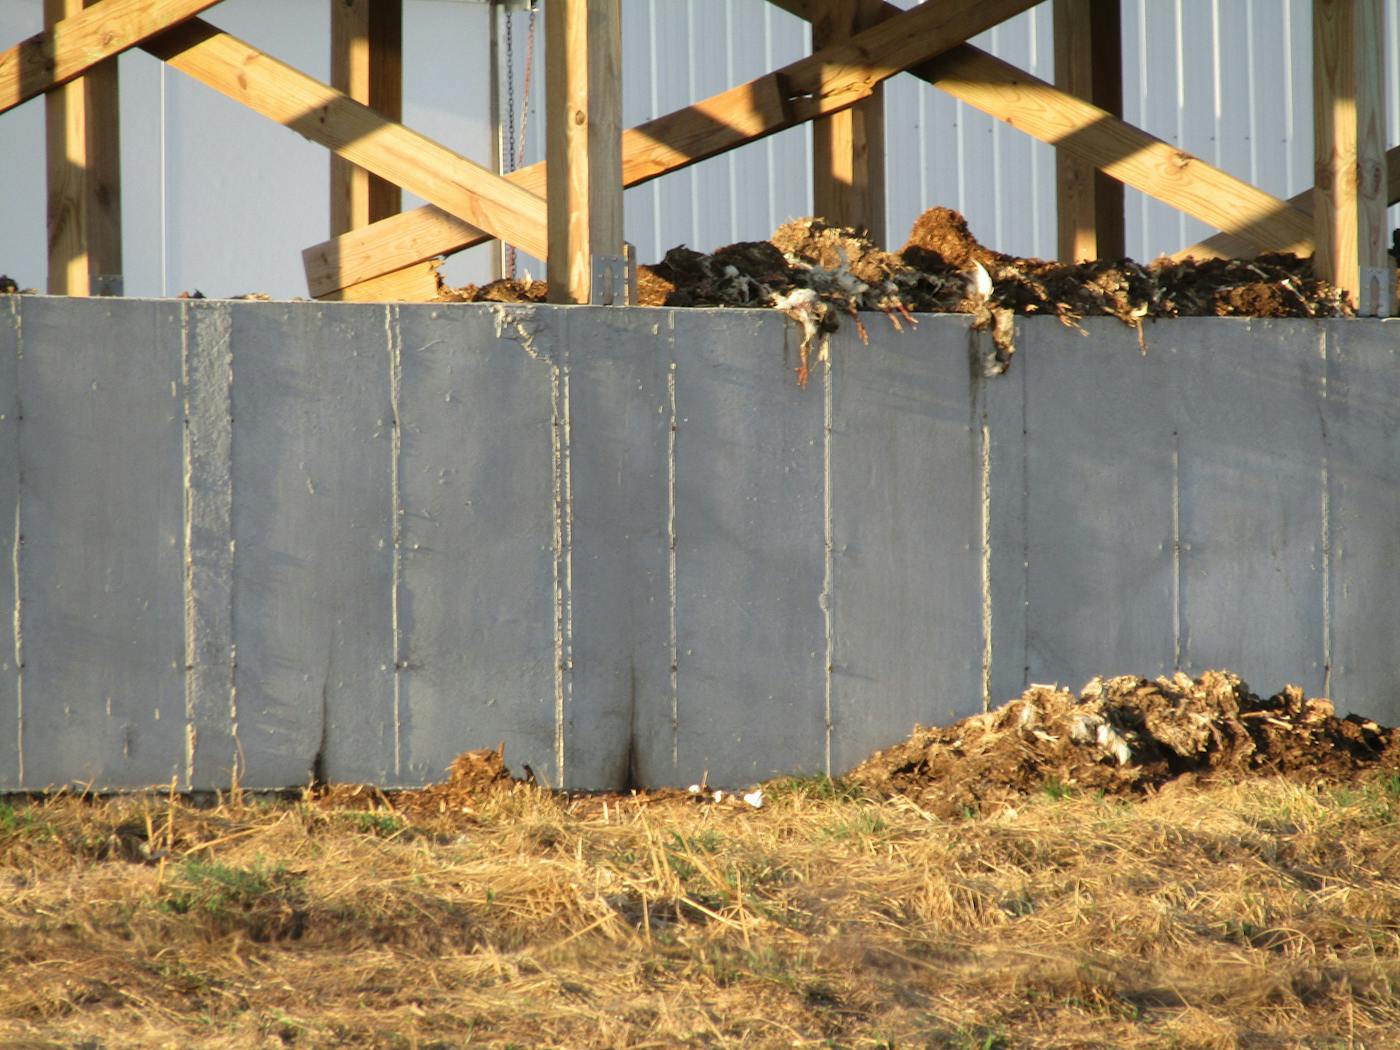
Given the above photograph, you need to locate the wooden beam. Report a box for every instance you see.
[330,0,402,237]
[44,0,122,296]
[545,0,624,305]
[1178,143,1400,260]
[320,259,441,302]
[1053,0,1123,261]
[772,0,1311,255]
[1313,0,1390,315]
[920,46,1313,257]
[303,0,1039,297]
[1,0,222,116]
[142,18,548,260]
[811,0,886,239]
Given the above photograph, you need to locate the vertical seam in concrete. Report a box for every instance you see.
[553,331,574,788]
[181,302,196,787]
[10,297,22,785]
[227,319,238,783]
[979,413,993,713]
[181,302,236,789]
[1172,433,1182,670]
[387,304,404,778]
[1319,327,1332,695]
[821,352,834,773]
[666,346,679,769]
[1018,357,1030,690]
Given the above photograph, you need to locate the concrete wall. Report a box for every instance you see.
[1,298,1397,791]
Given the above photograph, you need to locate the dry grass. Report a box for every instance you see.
[3,774,1399,1049]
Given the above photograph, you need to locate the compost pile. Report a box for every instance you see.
[849,670,1400,817]
[443,206,1356,379]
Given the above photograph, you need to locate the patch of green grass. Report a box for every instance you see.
[952,1025,1008,1050]
[160,857,307,941]
[335,810,407,838]
[1042,779,1073,801]
[0,800,54,842]
[764,774,866,804]
[821,807,888,842]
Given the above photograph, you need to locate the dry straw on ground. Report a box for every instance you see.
[4,675,1400,1048]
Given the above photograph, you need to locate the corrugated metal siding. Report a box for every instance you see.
[1,0,1399,296]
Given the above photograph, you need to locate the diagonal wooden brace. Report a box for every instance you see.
[0,0,223,115]
[143,18,548,260]
[302,0,1040,298]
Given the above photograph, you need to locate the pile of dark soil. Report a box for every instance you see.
[849,670,1400,817]
[444,207,1359,380]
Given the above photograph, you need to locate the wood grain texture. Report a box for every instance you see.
[1312,0,1390,314]
[1052,0,1123,261]
[319,259,440,302]
[811,0,886,240]
[142,18,548,260]
[923,46,1313,256]
[305,0,1037,297]
[1179,143,1400,260]
[545,0,623,304]
[44,0,121,296]
[330,0,402,237]
[1,0,221,115]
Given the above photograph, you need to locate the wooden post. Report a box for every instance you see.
[811,0,886,240]
[546,0,625,304]
[330,0,403,236]
[44,0,122,296]
[1052,0,1123,262]
[1313,0,1391,315]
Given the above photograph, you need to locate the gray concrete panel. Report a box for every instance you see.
[183,302,238,788]
[4,303,1399,791]
[983,330,1030,708]
[394,305,561,787]
[230,303,394,787]
[563,307,673,789]
[18,298,187,788]
[1173,319,1327,694]
[1020,319,1177,689]
[1321,319,1400,719]
[828,317,984,774]
[0,299,17,788]
[671,311,827,786]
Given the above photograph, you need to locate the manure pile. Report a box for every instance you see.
[445,206,1359,379]
[849,670,1400,817]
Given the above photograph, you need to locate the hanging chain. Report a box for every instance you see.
[503,5,518,279]
[516,5,538,173]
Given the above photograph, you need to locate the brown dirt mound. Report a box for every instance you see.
[314,744,528,821]
[445,207,1358,327]
[849,670,1400,817]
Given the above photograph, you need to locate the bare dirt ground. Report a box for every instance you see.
[4,672,1400,1049]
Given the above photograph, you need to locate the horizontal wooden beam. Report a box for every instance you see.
[304,0,1039,297]
[143,18,547,259]
[320,259,441,302]
[0,0,222,116]
[1178,143,1400,260]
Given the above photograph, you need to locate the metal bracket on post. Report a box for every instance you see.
[1358,265,1396,318]
[591,242,637,306]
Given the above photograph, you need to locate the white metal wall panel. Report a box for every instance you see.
[2,1,1399,296]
